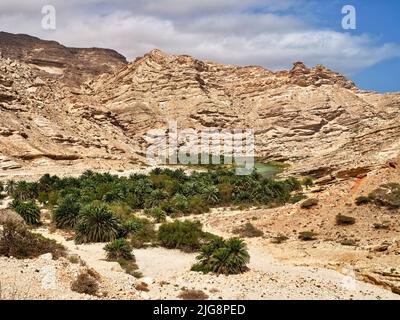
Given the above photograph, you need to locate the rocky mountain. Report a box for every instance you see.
[0,33,399,180]
[0,31,127,87]
[90,49,400,178]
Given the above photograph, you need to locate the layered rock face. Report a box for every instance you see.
[0,31,127,87]
[1,34,399,178]
[0,57,142,172]
[90,49,400,177]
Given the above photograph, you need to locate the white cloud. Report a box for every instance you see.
[0,0,399,75]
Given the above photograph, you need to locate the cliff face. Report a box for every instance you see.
[90,49,400,177]
[0,34,399,178]
[0,31,127,87]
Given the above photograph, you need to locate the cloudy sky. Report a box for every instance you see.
[0,0,399,92]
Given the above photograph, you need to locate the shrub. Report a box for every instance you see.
[289,194,307,204]
[104,238,133,260]
[75,203,121,244]
[53,195,81,229]
[171,194,189,213]
[11,181,38,201]
[158,220,204,251]
[145,207,167,223]
[178,289,209,300]
[336,214,356,226]
[271,234,289,244]
[12,200,41,225]
[355,196,370,206]
[367,183,400,210]
[130,222,157,248]
[0,220,66,259]
[300,198,319,209]
[108,202,133,221]
[373,221,390,230]
[192,237,250,275]
[71,271,99,296]
[117,258,139,276]
[233,222,263,238]
[135,282,150,292]
[302,177,314,188]
[187,195,210,215]
[298,231,317,241]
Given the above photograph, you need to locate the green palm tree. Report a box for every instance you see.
[75,203,121,244]
[208,238,250,274]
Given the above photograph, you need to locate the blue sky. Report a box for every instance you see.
[0,0,399,92]
[298,0,400,92]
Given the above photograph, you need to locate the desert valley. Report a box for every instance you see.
[0,31,400,300]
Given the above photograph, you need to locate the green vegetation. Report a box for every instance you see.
[336,214,356,226]
[0,220,66,259]
[4,167,306,276]
[233,222,263,238]
[300,198,319,209]
[158,220,208,252]
[104,238,139,276]
[11,200,41,225]
[53,194,81,229]
[144,207,167,223]
[191,237,250,275]
[75,203,121,244]
[302,177,314,188]
[104,238,133,260]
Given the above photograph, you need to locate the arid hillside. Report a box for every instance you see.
[0,33,400,181]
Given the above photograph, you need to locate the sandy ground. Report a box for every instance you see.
[30,226,399,300]
[1,162,400,299]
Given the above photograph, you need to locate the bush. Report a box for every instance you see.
[187,195,210,215]
[71,270,99,296]
[233,222,263,238]
[302,177,314,188]
[12,200,41,225]
[355,196,370,206]
[75,203,121,244]
[0,220,66,259]
[336,214,356,226]
[367,183,400,210]
[300,198,319,209]
[53,195,81,229]
[158,220,204,251]
[145,207,166,223]
[104,238,133,260]
[178,289,209,300]
[192,237,250,275]
[289,194,307,204]
[271,234,289,244]
[298,231,317,241]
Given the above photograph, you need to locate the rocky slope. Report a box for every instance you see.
[90,49,400,178]
[0,33,400,179]
[0,31,127,87]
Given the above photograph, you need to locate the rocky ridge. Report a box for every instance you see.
[0,34,400,179]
